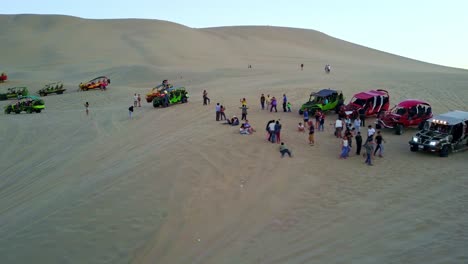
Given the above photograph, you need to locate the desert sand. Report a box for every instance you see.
[0,14,467,264]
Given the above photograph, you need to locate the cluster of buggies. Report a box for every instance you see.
[4,96,45,114]
[300,88,433,135]
[0,87,29,100]
[38,82,66,96]
[146,80,189,108]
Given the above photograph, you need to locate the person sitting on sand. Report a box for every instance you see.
[239,124,250,135]
[298,122,305,132]
[279,142,292,158]
[243,120,256,133]
[226,116,240,126]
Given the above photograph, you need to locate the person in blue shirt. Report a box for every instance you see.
[303,109,309,126]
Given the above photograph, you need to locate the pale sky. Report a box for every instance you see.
[3,0,468,69]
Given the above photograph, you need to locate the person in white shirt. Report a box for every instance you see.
[367,125,376,141]
[335,118,343,138]
[133,93,138,107]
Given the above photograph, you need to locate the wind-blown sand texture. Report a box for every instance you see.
[0,14,467,264]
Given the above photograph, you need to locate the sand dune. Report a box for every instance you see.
[0,14,467,264]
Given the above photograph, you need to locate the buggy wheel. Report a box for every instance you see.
[27,108,32,114]
[439,145,449,157]
[395,124,404,135]
[57,91,63,94]
[15,110,21,114]
[376,123,382,129]
[298,110,303,115]
[410,144,418,152]
[36,109,42,113]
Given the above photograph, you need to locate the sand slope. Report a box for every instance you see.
[0,14,467,264]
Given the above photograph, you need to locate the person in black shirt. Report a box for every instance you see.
[374,131,385,157]
[355,131,362,155]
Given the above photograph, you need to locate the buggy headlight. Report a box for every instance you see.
[429,141,437,146]
[412,136,418,142]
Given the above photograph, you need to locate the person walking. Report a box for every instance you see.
[373,131,386,157]
[279,142,292,158]
[84,102,89,115]
[137,94,142,107]
[300,63,304,71]
[215,103,221,121]
[133,93,138,107]
[287,101,292,112]
[363,139,374,166]
[270,97,277,112]
[339,137,349,159]
[282,94,288,112]
[203,90,210,105]
[241,105,248,120]
[355,131,363,155]
[128,105,134,119]
[260,94,266,110]
[367,125,376,142]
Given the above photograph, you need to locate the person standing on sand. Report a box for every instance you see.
[129,105,134,119]
[241,105,248,120]
[363,139,374,166]
[220,105,227,120]
[203,90,210,105]
[240,98,247,107]
[215,103,221,121]
[303,109,309,126]
[84,102,89,115]
[275,120,282,143]
[133,93,138,107]
[301,63,304,71]
[355,131,363,155]
[260,94,266,110]
[270,97,278,112]
[282,94,288,112]
[266,94,271,109]
[308,123,315,146]
[137,94,141,107]
[354,116,361,133]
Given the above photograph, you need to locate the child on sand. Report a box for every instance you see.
[279,142,292,158]
[309,123,315,145]
[298,122,305,132]
[287,101,292,112]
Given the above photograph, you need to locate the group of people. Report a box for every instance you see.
[260,94,291,113]
[133,93,142,107]
[336,117,385,165]
[204,87,392,162]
